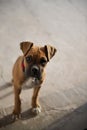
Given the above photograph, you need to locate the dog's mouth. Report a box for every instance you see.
[27,76,40,85]
[31,77,39,83]
[22,77,40,89]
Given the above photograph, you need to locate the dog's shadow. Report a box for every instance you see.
[0,81,12,91]
[0,108,36,128]
[21,108,37,120]
[0,113,14,128]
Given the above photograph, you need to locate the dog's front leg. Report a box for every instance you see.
[13,86,21,118]
[31,86,41,114]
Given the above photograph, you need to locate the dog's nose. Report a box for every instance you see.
[31,66,39,77]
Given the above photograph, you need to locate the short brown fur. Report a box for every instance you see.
[12,41,57,117]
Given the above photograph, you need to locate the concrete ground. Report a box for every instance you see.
[0,0,87,129]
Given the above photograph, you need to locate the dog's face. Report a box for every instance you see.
[20,41,57,85]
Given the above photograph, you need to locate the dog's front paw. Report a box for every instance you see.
[12,110,21,120]
[12,113,21,120]
[32,106,41,115]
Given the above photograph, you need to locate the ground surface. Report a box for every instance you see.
[0,0,87,130]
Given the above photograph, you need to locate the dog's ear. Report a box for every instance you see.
[45,45,57,61]
[20,41,33,55]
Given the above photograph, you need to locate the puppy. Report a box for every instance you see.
[12,41,57,118]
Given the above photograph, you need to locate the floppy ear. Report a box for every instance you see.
[45,45,57,61]
[20,41,33,55]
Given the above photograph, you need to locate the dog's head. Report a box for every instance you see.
[20,41,57,84]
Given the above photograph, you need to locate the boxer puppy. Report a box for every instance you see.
[12,41,57,118]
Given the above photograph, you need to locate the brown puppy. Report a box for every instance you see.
[12,41,57,118]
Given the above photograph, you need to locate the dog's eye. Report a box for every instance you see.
[26,56,32,63]
[40,58,47,66]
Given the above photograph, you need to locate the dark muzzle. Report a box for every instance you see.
[31,65,41,80]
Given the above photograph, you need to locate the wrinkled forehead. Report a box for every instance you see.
[26,46,46,59]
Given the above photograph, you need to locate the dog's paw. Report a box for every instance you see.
[12,109,22,120]
[12,112,21,120]
[32,106,41,115]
